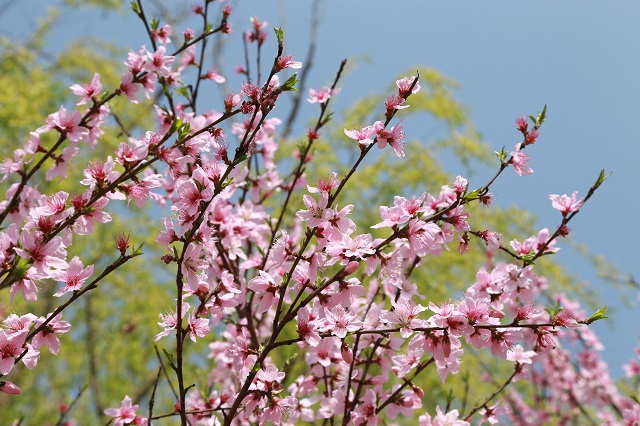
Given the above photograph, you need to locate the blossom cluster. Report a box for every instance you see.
[0,2,637,426]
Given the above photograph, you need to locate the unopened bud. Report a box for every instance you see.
[341,341,353,364]
[344,261,359,275]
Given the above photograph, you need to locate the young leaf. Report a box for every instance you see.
[281,73,299,92]
[582,306,608,325]
[274,27,284,45]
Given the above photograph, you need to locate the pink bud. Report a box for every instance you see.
[344,261,359,275]
[0,380,21,395]
[515,116,528,133]
[341,341,353,364]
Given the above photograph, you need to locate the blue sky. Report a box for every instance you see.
[2,0,639,376]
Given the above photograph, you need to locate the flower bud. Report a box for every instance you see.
[341,341,353,364]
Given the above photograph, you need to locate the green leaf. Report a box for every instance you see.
[274,27,284,45]
[594,169,611,189]
[539,104,548,124]
[545,302,563,320]
[320,111,334,127]
[178,122,191,139]
[132,243,145,257]
[281,73,299,92]
[168,116,182,134]
[582,306,608,325]
[463,188,482,202]
[150,17,160,31]
[130,1,140,14]
[494,146,508,164]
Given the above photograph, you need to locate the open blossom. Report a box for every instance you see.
[151,24,172,45]
[14,232,68,276]
[144,45,175,77]
[510,144,533,176]
[308,86,340,104]
[322,305,362,338]
[31,313,71,355]
[344,125,375,147]
[104,396,148,426]
[386,298,427,338]
[419,406,469,426]
[275,55,302,71]
[204,67,226,83]
[396,75,421,98]
[549,191,584,216]
[296,192,329,227]
[188,310,210,342]
[0,330,27,375]
[506,344,536,364]
[0,149,26,181]
[248,270,280,313]
[50,256,94,297]
[41,106,89,144]
[69,73,102,105]
[297,307,321,347]
[374,121,405,158]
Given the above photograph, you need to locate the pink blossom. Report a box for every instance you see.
[14,231,68,275]
[372,205,409,229]
[384,94,409,113]
[525,128,540,144]
[50,256,94,297]
[31,313,71,355]
[248,270,280,313]
[353,389,378,425]
[0,330,27,374]
[145,45,175,77]
[396,76,421,98]
[374,121,405,158]
[386,298,427,338]
[506,344,536,364]
[308,86,340,104]
[70,193,112,235]
[151,24,172,45]
[490,329,522,359]
[510,144,533,176]
[419,406,469,426]
[549,191,584,216]
[104,396,147,426]
[9,267,39,303]
[204,67,226,83]
[344,125,375,147]
[275,55,302,72]
[80,156,120,189]
[41,106,89,144]
[188,310,210,342]
[156,302,191,342]
[69,73,103,105]
[322,305,362,338]
[308,172,340,193]
[0,149,26,181]
[296,192,329,227]
[46,146,79,181]
[119,72,140,103]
